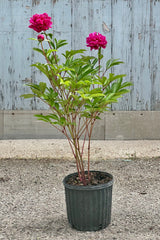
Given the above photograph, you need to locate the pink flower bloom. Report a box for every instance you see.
[29,13,52,33]
[37,34,44,42]
[86,32,107,50]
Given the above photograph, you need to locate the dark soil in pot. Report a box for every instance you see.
[66,171,112,186]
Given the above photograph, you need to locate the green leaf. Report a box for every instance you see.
[120,82,133,88]
[104,73,126,87]
[106,58,124,70]
[30,88,42,96]
[39,82,47,94]
[28,38,37,41]
[95,116,101,120]
[55,102,59,109]
[118,89,130,94]
[111,77,123,93]
[99,54,103,60]
[92,58,98,66]
[59,77,71,87]
[20,94,35,99]
[63,49,86,59]
[78,67,96,80]
[47,33,53,39]
[104,93,116,100]
[91,93,104,98]
[48,40,55,49]
[46,49,57,58]
[26,83,43,97]
[34,114,50,123]
[60,117,66,124]
[80,56,95,62]
[33,48,44,55]
[47,114,59,121]
[55,39,68,49]
[31,63,50,79]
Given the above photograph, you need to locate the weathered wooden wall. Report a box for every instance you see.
[0,0,160,140]
[0,0,160,111]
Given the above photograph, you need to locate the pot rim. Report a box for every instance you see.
[63,170,113,190]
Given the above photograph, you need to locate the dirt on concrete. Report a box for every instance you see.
[0,139,160,160]
[0,157,159,240]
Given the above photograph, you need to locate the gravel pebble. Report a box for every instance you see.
[0,158,160,240]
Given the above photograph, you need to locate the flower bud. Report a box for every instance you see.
[37,34,44,42]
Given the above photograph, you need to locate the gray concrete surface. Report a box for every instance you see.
[1,111,160,140]
[0,139,160,160]
[0,140,160,239]
[0,157,159,240]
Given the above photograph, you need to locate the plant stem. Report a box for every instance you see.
[45,34,58,64]
[87,113,98,182]
[98,47,101,77]
[40,42,58,92]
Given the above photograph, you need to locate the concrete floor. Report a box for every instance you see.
[0,157,159,240]
[0,139,160,160]
[0,139,160,240]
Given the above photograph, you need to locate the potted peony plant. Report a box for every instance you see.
[21,13,132,231]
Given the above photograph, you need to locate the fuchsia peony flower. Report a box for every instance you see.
[29,13,52,33]
[37,34,44,42]
[86,32,107,50]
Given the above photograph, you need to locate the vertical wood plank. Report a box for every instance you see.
[150,0,160,110]
[10,0,33,110]
[111,0,136,110]
[0,0,33,110]
[0,0,13,109]
[131,0,151,110]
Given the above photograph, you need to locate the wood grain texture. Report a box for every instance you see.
[0,0,160,111]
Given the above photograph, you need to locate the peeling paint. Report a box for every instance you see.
[138,33,142,39]
[32,0,40,7]
[22,78,32,83]
[1,0,160,111]
[8,66,12,74]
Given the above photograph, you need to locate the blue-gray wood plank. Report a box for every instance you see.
[0,0,160,110]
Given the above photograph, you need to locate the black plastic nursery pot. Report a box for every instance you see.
[63,171,113,231]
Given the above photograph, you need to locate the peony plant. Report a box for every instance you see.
[22,13,132,185]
